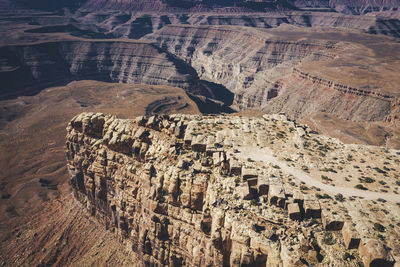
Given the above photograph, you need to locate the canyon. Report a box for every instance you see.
[1,1,400,266]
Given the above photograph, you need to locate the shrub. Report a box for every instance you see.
[363,177,375,183]
[301,166,309,173]
[373,223,385,232]
[373,167,386,174]
[276,132,285,139]
[322,232,336,245]
[316,193,331,199]
[214,143,223,148]
[355,184,368,190]
[300,185,309,191]
[335,194,344,202]
[322,167,336,173]
[321,175,332,182]
[342,252,354,260]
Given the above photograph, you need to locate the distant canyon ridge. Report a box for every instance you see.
[2,0,400,14]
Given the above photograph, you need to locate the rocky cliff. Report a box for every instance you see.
[66,112,400,266]
[261,68,397,123]
[79,0,297,13]
[144,25,336,108]
[6,0,400,14]
[143,24,400,129]
[0,40,201,100]
[72,12,400,39]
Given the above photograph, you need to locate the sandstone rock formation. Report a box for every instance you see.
[66,112,400,266]
[144,24,336,110]
[0,40,197,100]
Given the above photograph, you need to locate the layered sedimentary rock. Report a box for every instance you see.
[72,11,400,39]
[4,0,400,13]
[79,0,296,13]
[144,24,400,128]
[262,68,398,123]
[66,112,399,266]
[0,40,199,100]
[144,25,336,108]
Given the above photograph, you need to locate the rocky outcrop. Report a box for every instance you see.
[3,40,230,102]
[144,25,336,108]
[4,0,400,14]
[261,68,397,123]
[0,40,197,99]
[66,112,398,266]
[79,0,296,13]
[292,68,394,100]
[80,12,400,39]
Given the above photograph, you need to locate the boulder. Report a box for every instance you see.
[184,131,193,146]
[242,168,258,181]
[229,160,242,176]
[268,184,286,208]
[192,135,207,152]
[322,209,345,231]
[303,196,321,218]
[359,239,395,267]
[342,221,360,249]
[293,191,304,206]
[288,202,301,220]
[247,178,258,187]
[235,184,252,200]
[257,176,269,196]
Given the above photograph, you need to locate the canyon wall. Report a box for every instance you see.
[261,68,397,123]
[71,12,400,39]
[144,25,335,107]
[144,25,399,125]
[0,40,200,100]
[2,24,397,125]
[79,0,296,13]
[66,112,398,266]
[15,0,398,14]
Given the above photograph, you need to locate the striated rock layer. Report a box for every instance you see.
[144,25,336,108]
[66,112,399,266]
[74,12,400,39]
[0,40,199,100]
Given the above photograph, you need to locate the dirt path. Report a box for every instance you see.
[237,146,400,202]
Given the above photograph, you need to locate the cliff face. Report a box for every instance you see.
[73,12,400,40]
[79,0,296,12]
[144,25,335,108]
[144,24,400,127]
[7,0,399,13]
[261,68,397,123]
[66,112,399,266]
[0,40,200,100]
